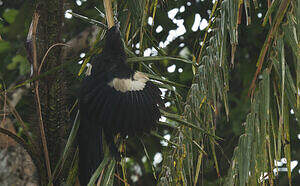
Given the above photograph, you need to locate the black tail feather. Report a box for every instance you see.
[78,112,103,186]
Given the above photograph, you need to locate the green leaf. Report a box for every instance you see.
[6,55,30,74]
[102,159,116,186]
[160,110,222,140]
[0,41,11,53]
[6,60,18,70]
[3,9,19,24]
[87,155,110,186]
[48,111,80,185]
[19,59,30,75]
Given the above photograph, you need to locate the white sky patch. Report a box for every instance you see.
[152,47,158,56]
[156,25,163,33]
[192,14,201,31]
[273,160,299,176]
[274,160,283,167]
[78,60,83,64]
[168,8,179,19]
[159,88,167,97]
[133,164,142,176]
[167,64,176,73]
[291,161,298,171]
[290,109,294,114]
[273,168,287,176]
[165,102,171,107]
[159,41,164,48]
[135,50,140,55]
[163,19,186,47]
[148,17,154,26]
[153,152,163,167]
[179,43,185,47]
[273,158,300,176]
[143,47,158,57]
[179,47,191,58]
[187,1,191,6]
[200,18,208,30]
[135,42,140,49]
[257,12,262,18]
[159,116,167,122]
[65,10,73,19]
[167,30,176,41]
[144,48,152,56]
[298,134,300,140]
[259,172,269,182]
[161,134,171,146]
[164,134,170,141]
[76,0,82,6]
[161,8,187,48]
[281,158,287,164]
[80,53,85,58]
[131,175,138,183]
[129,163,142,182]
[179,6,185,13]
[178,68,183,73]
[173,18,184,27]
[157,5,188,48]
[207,9,212,15]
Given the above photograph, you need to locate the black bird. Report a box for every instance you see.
[78,26,162,185]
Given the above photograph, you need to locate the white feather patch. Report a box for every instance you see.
[108,71,149,92]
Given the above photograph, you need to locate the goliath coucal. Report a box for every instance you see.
[78,26,162,185]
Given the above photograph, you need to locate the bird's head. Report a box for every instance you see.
[103,26,125,56]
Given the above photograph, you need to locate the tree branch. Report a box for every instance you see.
[30,12,53,183]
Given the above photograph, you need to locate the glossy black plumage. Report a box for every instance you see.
[78,26,162,185]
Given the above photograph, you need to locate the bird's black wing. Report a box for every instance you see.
[78,69,162,185]
[78,72,107,186]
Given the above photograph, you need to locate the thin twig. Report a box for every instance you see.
[69,12,108,29]
[38,43,71,75]
[96,169,105,186]
[114,173,130,185]
[31,12,53,184]
[267,0,272,25]
[94,7,106,19]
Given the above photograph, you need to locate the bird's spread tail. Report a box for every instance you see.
[78,113,103,186]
